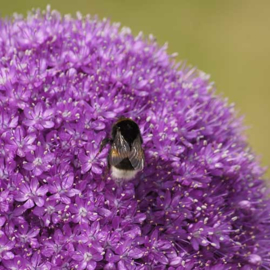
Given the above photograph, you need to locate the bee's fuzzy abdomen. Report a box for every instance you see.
[111,166,139,180]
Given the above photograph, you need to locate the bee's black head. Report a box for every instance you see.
[112,118,141,144]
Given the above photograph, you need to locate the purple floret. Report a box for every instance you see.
[0,6,269,269]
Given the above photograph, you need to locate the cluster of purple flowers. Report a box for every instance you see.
[0,6,269,269]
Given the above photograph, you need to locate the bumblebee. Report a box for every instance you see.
[100,118,145,181]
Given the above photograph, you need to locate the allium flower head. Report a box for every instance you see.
[0,6,269,269]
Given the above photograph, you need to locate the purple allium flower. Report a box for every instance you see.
[78,131,107,174]
[1,256,29,270]
[71,244,103,269]
[14,222,40,248]
[14,178,48,209]
[0,6,269,269]
[23,102,55,131]
[5,126,36,157]
[23,144,54,176]
[47,171,80,204]
[33,199,65,226]
[0,234,15,261]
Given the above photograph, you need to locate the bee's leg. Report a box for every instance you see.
[101,165,110,181]
[98,138,111,154]
[101,155,111,181]
[99,138,112,181]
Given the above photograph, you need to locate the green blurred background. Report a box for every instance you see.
[1,0,269,177]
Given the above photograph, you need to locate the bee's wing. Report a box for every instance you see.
[109,129,130,166]
[129,135,144,171]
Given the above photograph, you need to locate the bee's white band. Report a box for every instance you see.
[111,166,139,181]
